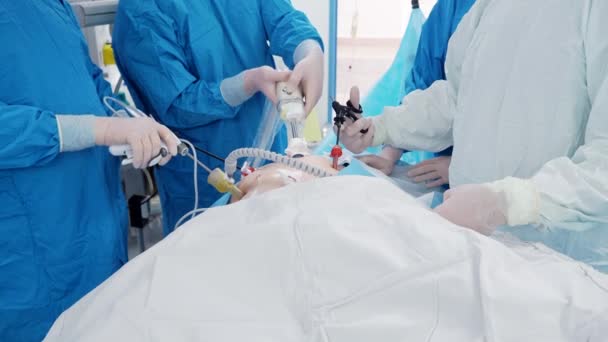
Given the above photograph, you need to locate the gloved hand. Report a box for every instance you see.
[288,40,324,115]
[357,155,395,175]
[334,86,375,154]
[434,184,508,235]
[221,66,291,107]
[434,177,541,235]
[337,118,375,154]
[357,146,403,175]
[94,117,179,168]
[408,156,452,188]
[243,66,291,104]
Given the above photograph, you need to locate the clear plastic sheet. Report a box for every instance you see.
[249,100,284,168]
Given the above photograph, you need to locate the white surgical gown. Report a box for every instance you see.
[371,0,608,269]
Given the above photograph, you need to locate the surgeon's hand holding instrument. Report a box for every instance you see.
[221,66,291,107]
[102,97,189,168]
[288,39,325,115]
[102,97,246,229]
[276,81,312,158]
[335,114,375,155]
[332,86,373,160]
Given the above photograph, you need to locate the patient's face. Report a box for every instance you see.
[231,156,340,203]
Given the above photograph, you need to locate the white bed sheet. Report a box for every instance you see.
[45,176,608,342]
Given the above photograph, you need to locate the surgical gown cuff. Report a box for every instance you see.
[293,39,322,65]
[220,71,252,107]
[487,177,541,226]
[56,115,97,152]
[371,116,388,147]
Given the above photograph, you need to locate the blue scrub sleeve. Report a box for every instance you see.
[0,101,60,169]
[62,1,115,116]
[115,11,240,129]
[403,0,454,95]
[86,59,115,115]
[260,0,324,69]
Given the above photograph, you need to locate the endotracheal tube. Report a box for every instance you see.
[224,148,334,180]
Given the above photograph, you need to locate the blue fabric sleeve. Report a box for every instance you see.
[63,1,115,116]
[260,0,324,69]
[115,11,240,129]
[86,60,115,115]
[0,101,60,169]
[403,0,455,95]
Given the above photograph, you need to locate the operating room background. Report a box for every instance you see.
[334,0,437,104]
[72,0,438,258]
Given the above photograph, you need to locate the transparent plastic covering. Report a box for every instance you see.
[361,8,425,118]
[249,100,283,168]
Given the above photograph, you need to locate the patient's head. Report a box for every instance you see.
[231,155,340,203]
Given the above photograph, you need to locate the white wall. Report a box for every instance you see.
[338,0,437,39]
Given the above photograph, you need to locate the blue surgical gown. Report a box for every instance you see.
[404,0,476,157]
[113,0,323,235]
[0,1,128,340]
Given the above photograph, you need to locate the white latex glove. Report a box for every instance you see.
[244,66,291,104]
[356,146,403,175]
[221,66,291,107]
[95,117,179,169]
[357,155,395,175]
[434,177,540,235]
[334,86,375,154]
[337,118,375,154]
[288,40,324,115]
[408,156,452,188]
[434,184,508,235]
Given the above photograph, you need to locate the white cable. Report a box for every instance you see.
[102,96,148,118]
[224,148,334,179]
[180,139,199,220]
[142,168,155,194]
[174,208,208,230]
[103,96,126,116]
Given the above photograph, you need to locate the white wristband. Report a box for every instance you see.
[56,115,97,152]
[487,177,541,226]
[220,71,252,107]
[293,39,322,65]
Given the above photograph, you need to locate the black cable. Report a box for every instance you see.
[192,144,244,170]
[193,145,226,163]
[139,190,158,206]
[412,0,419,9]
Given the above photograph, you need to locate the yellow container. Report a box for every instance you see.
[102,43,116,65]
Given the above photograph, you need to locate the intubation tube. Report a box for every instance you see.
[224,148,333,179]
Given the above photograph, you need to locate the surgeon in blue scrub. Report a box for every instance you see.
[113,0,325,234]
[358,0,476,188]
[0,2,179,340]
